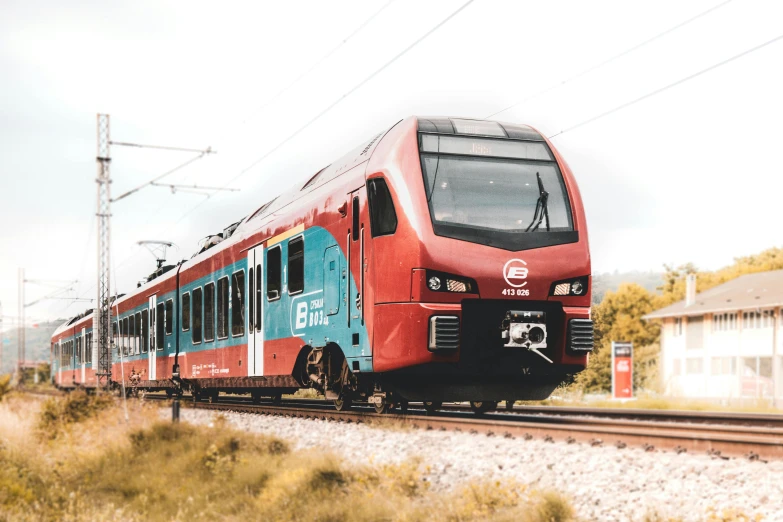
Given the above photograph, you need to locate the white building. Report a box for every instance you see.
[644,270,783,405]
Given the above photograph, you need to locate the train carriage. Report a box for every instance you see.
[52,116,593,413]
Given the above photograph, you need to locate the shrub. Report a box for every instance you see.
[37,390,114,438]
[0,375,10,402]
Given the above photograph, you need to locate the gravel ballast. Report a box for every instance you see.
[175,408,783,521]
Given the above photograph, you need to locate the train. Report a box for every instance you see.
[50,116,593,414]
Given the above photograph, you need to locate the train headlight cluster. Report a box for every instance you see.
[426,270,477,294]
[550,276,589,297]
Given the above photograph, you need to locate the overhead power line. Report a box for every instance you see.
[547,31,783,139]
[236,0,397,128]
[484,0,734,120]
[174,0,475,224]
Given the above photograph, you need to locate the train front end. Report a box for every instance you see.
[369,117,592,403]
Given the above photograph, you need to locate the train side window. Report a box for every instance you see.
[121,317,128,356]
[165,299,173,336]
[256,264,263,328]
[367,178,398,237]
[181,293,190,331]
[217,277,229,339]
[288,237,304,295]
[352,197,360,241]
[267,246,281,300]
[204,282,215,342]
[113,321,119,356]
[231,271,245,337]
[141,309,149,354]
[192,287,203,344]
[135,312,142,354]
[156,303,165,350]
[248,268,254,331]
[129,315,136,355]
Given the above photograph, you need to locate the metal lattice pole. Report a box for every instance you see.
[95,114,112,386]
[18,268,24,374]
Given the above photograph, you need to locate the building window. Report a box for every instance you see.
[204,282,215,342]
[711,357,735,375]
[712,312,738,332]
[685,358,703,374]
[267,246,281,300]
[673,317,683,337]
[288,237,304,295]
[181,293,190,331]
[231,271,245,337]
[192,287,203,344]
[217,277,229,339]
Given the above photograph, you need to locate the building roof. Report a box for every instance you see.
[644,269,783,319]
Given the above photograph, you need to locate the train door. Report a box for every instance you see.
[148,295,157,381]
[324,245,343,322]
[348,188,367,336]
[81,327,86,383]
[247,245,265,376]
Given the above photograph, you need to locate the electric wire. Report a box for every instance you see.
[484,0,735,120]
[173,0,476,225]
[234,0,397,130]
[547,31,783,139]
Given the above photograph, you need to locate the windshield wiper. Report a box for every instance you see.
[524,172,550,232]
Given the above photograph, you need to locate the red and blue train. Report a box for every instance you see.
[51,116,593,413]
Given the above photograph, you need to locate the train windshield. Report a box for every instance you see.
[419,134,575,250]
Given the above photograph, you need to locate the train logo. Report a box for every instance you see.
[503,259,529,288]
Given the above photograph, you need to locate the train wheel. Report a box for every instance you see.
[504,400,515,411]
[374,401,391,414]
[270,394,282,406]
[165,389,173,399]
[423,401,442,414]
[251,392,262,404]
[399,400,409,414]
[334,394,352,411]
[470,401,498,414]
[208,391,219,404]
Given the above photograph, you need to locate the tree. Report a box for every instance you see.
[572,283,661,393]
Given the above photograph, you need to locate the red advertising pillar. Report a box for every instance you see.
[611,342,633,400]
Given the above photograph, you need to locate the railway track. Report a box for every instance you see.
[145,394,783,461]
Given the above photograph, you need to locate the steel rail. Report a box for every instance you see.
[140,394,783,461]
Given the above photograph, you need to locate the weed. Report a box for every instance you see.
[0,375,10,402]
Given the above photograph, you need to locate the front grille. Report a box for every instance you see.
[568,319,594,352]
[429,316,460,351]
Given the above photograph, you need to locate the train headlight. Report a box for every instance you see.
[426,270,478,294]
[549,276,589,297]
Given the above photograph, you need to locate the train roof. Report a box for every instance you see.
[416,117,545,141]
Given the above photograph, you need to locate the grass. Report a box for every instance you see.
[0,393,577,522]
[523,390,783,414]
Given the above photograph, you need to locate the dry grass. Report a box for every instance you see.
[526,391,782,414]
[0,394,577,522]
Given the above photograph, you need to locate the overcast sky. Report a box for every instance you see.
[1,0,782,325]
